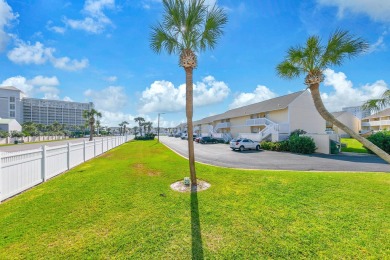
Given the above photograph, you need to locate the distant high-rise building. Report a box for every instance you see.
[342,106,371,120]
[0,86,94,127]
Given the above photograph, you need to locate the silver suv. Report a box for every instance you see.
[230,138,260,152]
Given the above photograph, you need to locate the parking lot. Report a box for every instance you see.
[160,136,389,172]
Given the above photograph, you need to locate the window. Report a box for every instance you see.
[10,96,15,102]
[10,104,15,110]
[10,111,15,117]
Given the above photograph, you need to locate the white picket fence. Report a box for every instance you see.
[0,136,129,202]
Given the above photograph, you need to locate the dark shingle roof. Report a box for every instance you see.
[192,90,305,125]
[213,90,305,120]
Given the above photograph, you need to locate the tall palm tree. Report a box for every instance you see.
[121,121,129,136]
[118,122,124,136]
[276,30,390,163]
[362,89,390,112]
[150,0,228,186]
[134,117,145,136]
[83,109,102,141]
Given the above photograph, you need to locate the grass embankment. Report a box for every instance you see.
[0,141,388,258]
[341,138,369,153]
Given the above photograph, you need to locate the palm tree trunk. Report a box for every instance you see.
[310,84,390,163]
[89,123,94,141]
[185,67,197,186]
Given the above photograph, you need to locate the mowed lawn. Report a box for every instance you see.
[341,138,369,153]
[0,141,389,259]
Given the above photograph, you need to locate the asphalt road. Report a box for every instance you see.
[160,136,390,172]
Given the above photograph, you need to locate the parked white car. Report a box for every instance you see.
[230,138,260,152]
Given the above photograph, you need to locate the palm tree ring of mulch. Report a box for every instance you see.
[170,180,211,192]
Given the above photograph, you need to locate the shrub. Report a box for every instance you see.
[10,131,24,138]
[366,131,390,154]
[0,130,9,138]
[260,140,290,152]
[289,135,316,154]
[135,133,156,141]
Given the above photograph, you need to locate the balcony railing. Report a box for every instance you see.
[215,122,231,130]
[361,120,390,127]
[245,118,274,126]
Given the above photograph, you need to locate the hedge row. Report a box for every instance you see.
[261,135,316,154]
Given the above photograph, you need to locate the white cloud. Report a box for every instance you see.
[7,41,53,64]
[99,110,134,127]
[84,86,128,112]
[0,0,18,51]
[1,75,62,98]
[317,0,390,22]
[7,40,89,71]
[368,31,387,53]
[28,75,60,86]
[64,0,115,34]
[321,69,389,111]
[105,76,117,82]
[52,56,89,71]
[1,76,34,96]
[46,20,66,34]
[229,85,277,109]
[63,96,73,102]
[139,75,230,113]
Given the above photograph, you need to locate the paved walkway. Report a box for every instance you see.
[160,136,389,172]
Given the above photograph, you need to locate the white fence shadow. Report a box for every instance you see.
[0,136,129,202]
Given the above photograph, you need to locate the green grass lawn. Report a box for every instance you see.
[0,141,388,258]
[341,138,369,153]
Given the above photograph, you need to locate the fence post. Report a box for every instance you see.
[94,139,96,157]
[0,152,2,203]
[67,142,71,170]
[83,140,86,162]
[42,145,47,182]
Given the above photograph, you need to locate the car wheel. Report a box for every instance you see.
[256,145,260,151]
[239,146,244,152]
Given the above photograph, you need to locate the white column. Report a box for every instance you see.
[67,142,71,170]
[83,140,86,162]
[42,146,47,182]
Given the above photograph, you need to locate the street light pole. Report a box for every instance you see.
[157,112,165,142]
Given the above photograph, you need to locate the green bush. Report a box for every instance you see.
[0,130,9,138]
[366,131,390,154]
[260,140,290,152]
[135,133,156,141]
[289,135,316,154]
[261,136,315,154]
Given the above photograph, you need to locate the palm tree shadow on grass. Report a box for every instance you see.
[191,189,204,260]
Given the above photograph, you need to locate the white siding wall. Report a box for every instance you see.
[288,91,326,134]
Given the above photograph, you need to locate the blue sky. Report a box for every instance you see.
[0,0,389,128]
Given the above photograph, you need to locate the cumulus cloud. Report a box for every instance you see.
[84,86,128,112]
[368,31,387,53]
[0,75,65,99]
[317,0,390,22]
[105,76,117,82]
[229,85,277,109]
[0,0,18,51]
[139,75,230,113]
[46,20,66,34]
[63,0,115,34]
[321,69,389,111]
[7,40,89,71]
